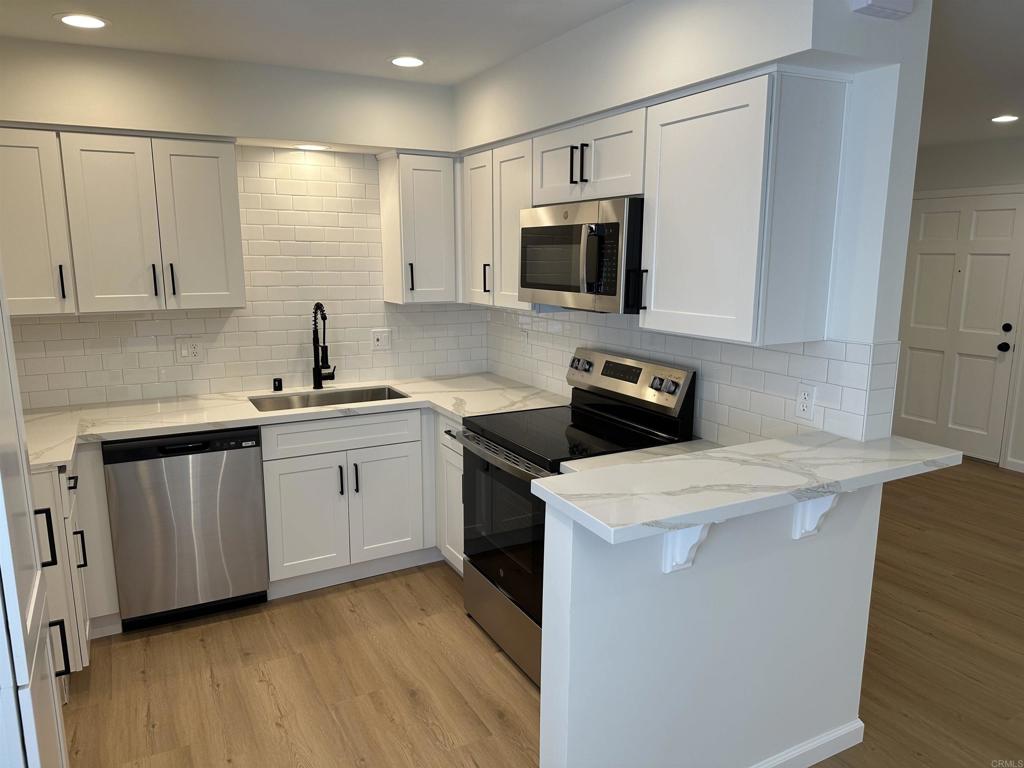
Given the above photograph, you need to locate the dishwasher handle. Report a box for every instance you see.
[158,442,210,456]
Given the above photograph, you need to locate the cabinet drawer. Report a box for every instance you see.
[261,409,421,460]
[437,415,462,455]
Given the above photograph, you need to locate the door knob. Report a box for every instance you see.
[998,341,1011,352]
[1003,322,1014,333]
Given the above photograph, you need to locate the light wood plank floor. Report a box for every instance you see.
[66,459,1024,768]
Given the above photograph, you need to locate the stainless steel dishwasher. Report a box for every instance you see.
[103,427,268,630]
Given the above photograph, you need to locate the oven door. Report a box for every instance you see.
[458,433,549,626]
[519,199,626,312]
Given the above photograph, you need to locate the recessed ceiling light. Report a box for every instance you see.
[391,56,424,68]
[295,144,329,151]
[56,13,107,29]
[992,114,1019,124]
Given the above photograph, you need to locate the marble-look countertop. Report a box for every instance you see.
[532,432,961,544]
[24,374,566,471]
[560,439,722,474]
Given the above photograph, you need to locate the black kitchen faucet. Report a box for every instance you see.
[311,302,336,389]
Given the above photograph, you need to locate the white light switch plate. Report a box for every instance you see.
[176,337,205,363]
[796,382,817,422]
[372,328,392,351]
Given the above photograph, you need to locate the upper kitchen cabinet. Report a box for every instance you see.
[491,140,533,310]
[640,73,845,345]
[152,139,245,310]
[60,133,164,313]
[0,129,75,315]
[532,109,645,206]
[462,150,493,305]
[381,153,456,304]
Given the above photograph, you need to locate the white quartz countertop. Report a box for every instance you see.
[560,438,722,474]
[23,373,566,471]
[532,432,961,544]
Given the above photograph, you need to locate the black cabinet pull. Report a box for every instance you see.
[48,619,70,678]
[58,265,67,300]
[569,145,578,184]
[67,475,78,491]
[579,142,589,183]
[408,263,415,291]
[338,466,345,496]
[1003,322,1014,333]
[639,269,649,311]
[169,263,177,296]
[73,529,88,568]
[998,341,1011,352]
[483,263,490,293]
[33,508,57,568]
[151,263,159,296]
[353,463,360,493]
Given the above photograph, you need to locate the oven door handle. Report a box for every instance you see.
[453,430,553,481]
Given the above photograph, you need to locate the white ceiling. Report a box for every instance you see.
[920,0,1024,145]
[0,0,633,86]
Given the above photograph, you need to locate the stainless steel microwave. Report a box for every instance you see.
[518,197,644,313]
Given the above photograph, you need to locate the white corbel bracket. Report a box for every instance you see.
[661,523,712,573]
[791,494,840,540]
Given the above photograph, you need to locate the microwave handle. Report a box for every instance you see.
[580,224,601,291]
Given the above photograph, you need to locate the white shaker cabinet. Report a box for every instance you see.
[152,139,245,310]
[462,150,494,306]
[60,133,165,313]
[491,140,533,310]
[640,73,845,345]
[0,129,76,315]
[347,441,424,564]
[436,432,464,574]
[381,153,456,303]
[532,109,645,205]
[264,451,351,581]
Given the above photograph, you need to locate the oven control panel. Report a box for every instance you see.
[567,348,695,415]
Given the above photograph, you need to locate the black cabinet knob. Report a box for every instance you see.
[998,341,1011,352]
[1003,322,1013,333]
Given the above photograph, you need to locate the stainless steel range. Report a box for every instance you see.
[453,348,696,684]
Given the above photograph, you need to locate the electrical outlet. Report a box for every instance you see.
[371,328,391,351]
[176,337,205,363]
[796,382,817,421]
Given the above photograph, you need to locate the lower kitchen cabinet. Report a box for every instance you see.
[263,451,352,581]
[263,437,424,579]
[437,441,464,574]
[348,442,424,564]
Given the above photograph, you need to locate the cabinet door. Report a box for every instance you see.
[462,150,494,306]
[400,155,456,302]
[437,446,463,574]
[532,129,584,206]
[20,594,69,768]
[348,442,423,564]
[264,452,351,580]
[153,139,245,310]
[640,76,771,343]
[60,133,164,313]
[492,140,532,310]
[0,129,75,315]
[63,481,90,668]
[578,110,646,200]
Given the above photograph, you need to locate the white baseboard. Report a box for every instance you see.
[749,720,864,768]
[89,612,122,639]
[268,547,443,600]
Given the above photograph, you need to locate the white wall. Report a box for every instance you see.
[915,137,1024,191]
[455,0,815,149]
[0,38,455,151]
[12,147,486,409]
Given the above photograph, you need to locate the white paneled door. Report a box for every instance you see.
[0,129,76,315]
[492,140,533,310]
[60,133,164,313]
[347,442,423,564]
[462,150,493,305]
[895,194,1024,461]
[152,139,245,310]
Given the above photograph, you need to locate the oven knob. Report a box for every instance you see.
[580,359,593,373]
[663,379,680,395]
[650,376,664,391]
[570,357,580,370]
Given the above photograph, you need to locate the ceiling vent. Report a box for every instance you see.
[848,0,914,19]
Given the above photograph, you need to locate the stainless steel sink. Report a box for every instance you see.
[248,386,409,412]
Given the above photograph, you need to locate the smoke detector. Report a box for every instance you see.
[849,0,913,19]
